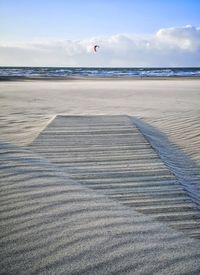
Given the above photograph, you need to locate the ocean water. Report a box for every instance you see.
[0,67,200,77]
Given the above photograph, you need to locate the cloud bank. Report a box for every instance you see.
[0,25,200,66]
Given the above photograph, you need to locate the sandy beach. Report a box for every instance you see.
[1,78,200,274]
[1,78,200,162]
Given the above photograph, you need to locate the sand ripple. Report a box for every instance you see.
[1,142,200,274]
[30,115,200,239]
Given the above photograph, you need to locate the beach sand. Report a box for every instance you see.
[0,78,199,160]
[0,78,200,274]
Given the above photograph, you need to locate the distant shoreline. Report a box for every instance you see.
[1,76,200,81]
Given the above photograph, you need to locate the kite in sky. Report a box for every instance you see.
[94,45,100,52]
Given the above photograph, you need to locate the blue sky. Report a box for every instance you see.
[0,0,200,66]
[1,0,200,40]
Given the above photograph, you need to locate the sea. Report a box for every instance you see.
[0,67,200,77]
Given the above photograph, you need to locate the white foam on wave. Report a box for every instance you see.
[0,67,200,77]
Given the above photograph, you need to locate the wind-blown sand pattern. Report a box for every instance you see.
[1,142,200,274]
[0,79,200,274]
[30,115,200,239]
[145,113,200,164]
[134,117,200,206]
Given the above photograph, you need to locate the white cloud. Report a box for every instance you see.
[0,26,200,66]
[155,25,200,51]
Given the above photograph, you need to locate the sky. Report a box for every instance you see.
[0,0,200,66]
